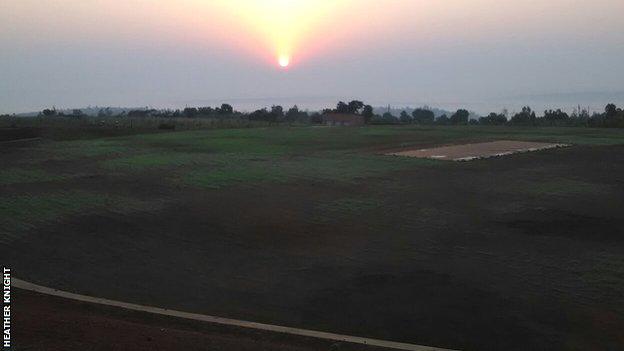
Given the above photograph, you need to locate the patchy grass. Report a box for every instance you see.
[0,191,158,243]
[317,198,380,214]
[5,125,624,190]
[181,153,437,189]
[101,152,207,171]
[458,126,624,146]
[184,165,279,189]
[12,125,620,189]
[282,154,438,182]
[0,168,65,185]
[312,197,382,224]
[518,179,613,197]
[128,129,291,155]
[49,139,131,159]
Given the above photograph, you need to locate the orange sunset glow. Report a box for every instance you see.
[210,0,353,68]
[3,0,397,68]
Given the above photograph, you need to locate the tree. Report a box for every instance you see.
[98,107,113,118]
[510,106,537,126]
[450,109,470,125]
[41,108,57,117]
[361,105,374,124]
[271,105,284,121]
[285,105,299,122]
[219,103,234,115]
[309,112,323,124]
[335,101,350,114]
[543,109,569,125]
[412,108,435,124]
[603,104,623,127]
[436,114,450,125]
[128,110,149,118]
[183,107,198,118]
[479,112,507,126]
[347,100,364,114]
[285,105,308,123]
[605,103,617,118]
[248,108,269,121]
[400,110,412,124]
[246,106,283,123]
[373,112,399,124]
[198,107,214,116]
[381,112,399,124]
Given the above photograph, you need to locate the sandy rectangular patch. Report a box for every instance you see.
[389,140,569,161]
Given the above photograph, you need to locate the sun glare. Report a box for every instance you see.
[278,55,290,68]
[212,0,348,67]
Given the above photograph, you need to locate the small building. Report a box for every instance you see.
[322,113,365,127]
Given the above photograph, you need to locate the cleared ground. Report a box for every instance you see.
[389,140,568,161]
[3,126,624,350]
[14,278,446,351]
[15,288,390,351]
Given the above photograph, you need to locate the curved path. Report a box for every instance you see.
[13,278,456,351]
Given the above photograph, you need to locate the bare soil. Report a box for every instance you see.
[14,288,388,351]
[389,140,567,161]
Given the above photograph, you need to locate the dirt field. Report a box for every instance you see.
[3,126,624,350]
[389,140,568,161]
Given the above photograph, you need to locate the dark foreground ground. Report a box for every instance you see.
[3,126,624,350]
[15,288,387,351]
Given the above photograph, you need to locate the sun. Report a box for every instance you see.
[278,55,290,68]
[212,1,349,68]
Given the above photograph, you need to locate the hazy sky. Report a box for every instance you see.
[1,0,623,114]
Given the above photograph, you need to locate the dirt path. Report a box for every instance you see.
[13,278,455,351]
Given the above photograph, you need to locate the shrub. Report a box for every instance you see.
[158,123,176,130]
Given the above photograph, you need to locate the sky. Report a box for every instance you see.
[1,0,623,114]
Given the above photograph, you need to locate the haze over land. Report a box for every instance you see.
[1,0,623,114]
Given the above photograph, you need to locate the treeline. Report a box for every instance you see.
[322,100,375,123]
[4,102,623,129]
[377,104,624,128]
[36,105,246,120]
[27,104,317,124]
